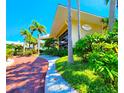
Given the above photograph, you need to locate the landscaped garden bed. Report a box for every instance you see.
[55,55,117,93]
[55,25,118,93]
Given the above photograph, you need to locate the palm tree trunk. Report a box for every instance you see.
[33,44,35,49]
[23,44,25,55]
[29,42,30,49]
[108,0,116,31]
[76,0,81,40]
[23,39,26,55]
[38,34,40,55]
[67,0,74,63]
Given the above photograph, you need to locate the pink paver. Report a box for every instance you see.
[6,56,48,93]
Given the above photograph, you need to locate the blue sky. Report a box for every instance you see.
[6,0,118,42]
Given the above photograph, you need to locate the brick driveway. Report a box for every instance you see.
[6,56,48,93]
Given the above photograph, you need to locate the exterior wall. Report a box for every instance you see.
[56,20,103,48]
[72,20,103,47]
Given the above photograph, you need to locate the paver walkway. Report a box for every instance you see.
[6,56,48,93]
[40,55,78,93]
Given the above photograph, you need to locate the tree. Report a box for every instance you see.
[105,0,116,31]
[29,20,47,55]
[29,20,47,35]
[20,29,32,47]
[76,0,81,40]
[30,36,37,49]
[67,0,74,63]
[20,29,31,54]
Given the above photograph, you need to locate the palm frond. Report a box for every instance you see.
[30,20,47,35]
[105,0,109,5]
[20,29,27,35]
[29,25,37,31]
[32,20,39,28]
[38,25,47,34]
[20,29,32,41]
[31,36,37,44]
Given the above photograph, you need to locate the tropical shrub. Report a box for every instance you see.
[24,50,33,56]
[6,44,14,59]
[13,45,23,56]
[58,48,68,57]
[32,49,37,54]
[55,55,117,93]
[75,30,117,60]
[6,48,13,60]
[43,38,58,49]
[74,33,106,62]
[43,47,67,57]
[42,47,57,55]
[74,30,118,91]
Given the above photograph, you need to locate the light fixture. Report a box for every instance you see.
[81,24,92,31]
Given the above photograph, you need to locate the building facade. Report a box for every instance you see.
[46,5,104,48]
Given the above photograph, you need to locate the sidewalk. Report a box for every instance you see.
[40,55,78,93]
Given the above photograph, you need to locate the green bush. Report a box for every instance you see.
[43,38,58,49]
[43,47,67,57]
[40,49,44,54]
[42,47,57,55]
[74,33,106,62]
[24,50,33,56]
[32,49,37,54]
[14,51,23,56]
[6,48,13,60]
[58,48,68,57]
[55,55,117,93]
[74,31,118,91]
[6,44,24,56]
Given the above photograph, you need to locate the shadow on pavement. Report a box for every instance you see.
[6,56,48,93]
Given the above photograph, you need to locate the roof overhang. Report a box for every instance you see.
[50,5,103,38]
[39,34,52,40]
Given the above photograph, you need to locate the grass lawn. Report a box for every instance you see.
[55,55,117,93]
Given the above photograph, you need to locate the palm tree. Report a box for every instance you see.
[76,0,81,40]
[29,21,47,35]
[67,0,74,63]
[20,29,32,54]
[105,0,116,31]
[30,36,37,49]
[29,20,47,55]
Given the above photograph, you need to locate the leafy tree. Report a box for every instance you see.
[30,36,37,49]
[20,29,38,49]
[29,20,46,35]
[20,29,34,55]
[20,29,32,44]
[29,20,47,55]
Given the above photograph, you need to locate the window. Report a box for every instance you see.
[59,30,68,48]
